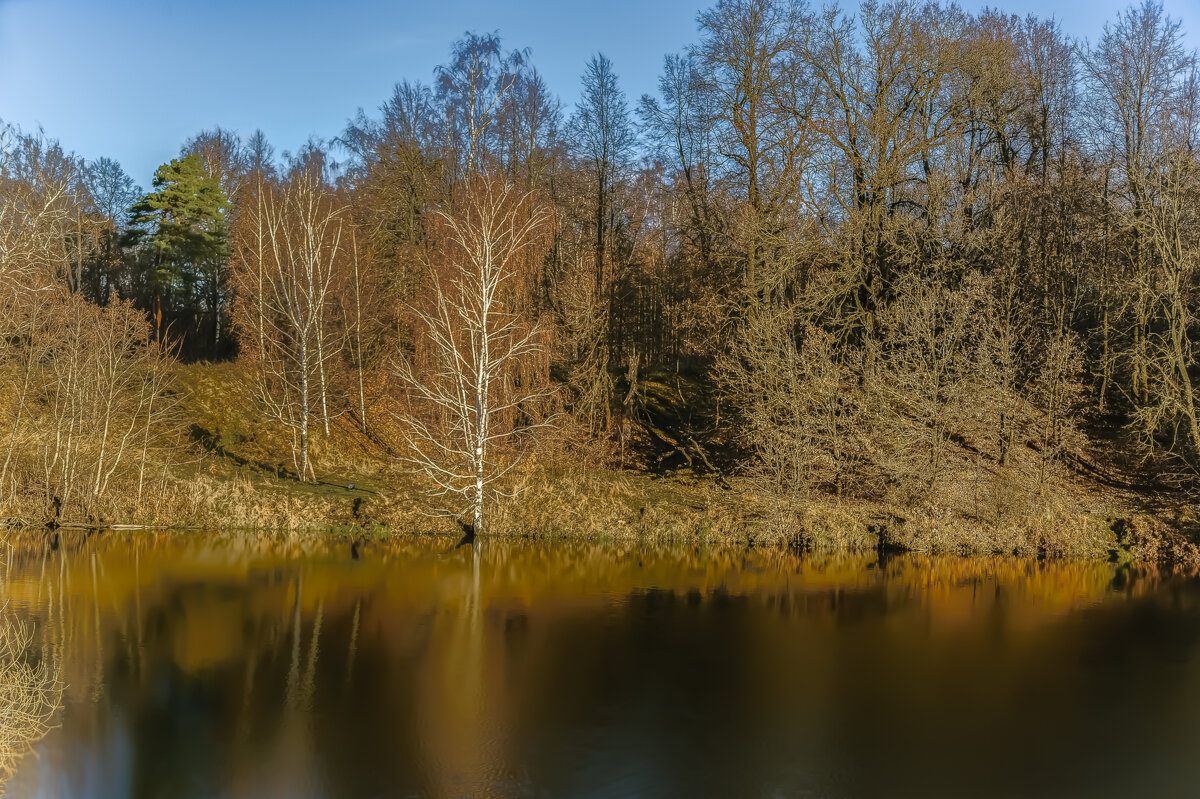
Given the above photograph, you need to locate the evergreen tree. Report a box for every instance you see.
[126,154,231,358]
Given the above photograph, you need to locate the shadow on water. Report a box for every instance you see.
[1,530,1200,797]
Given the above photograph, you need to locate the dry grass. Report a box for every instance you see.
[0,423,1146,562]
[0,358,1177,565]
[496,468,884,551]
[487,463,1129,561]
[875,503,1114,559]
[0,451,1139,562]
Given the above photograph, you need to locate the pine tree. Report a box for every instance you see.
[126,154,231,357]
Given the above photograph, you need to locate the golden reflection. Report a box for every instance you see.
[0,561,61,795]
[415,542,508,797]
[0,529,1195,796]
[0,531,1182,643]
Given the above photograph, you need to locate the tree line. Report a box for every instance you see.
[2,0,1198,532]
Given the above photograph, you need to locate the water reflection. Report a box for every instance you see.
[1,531,1199,797]
[0,606,60,790]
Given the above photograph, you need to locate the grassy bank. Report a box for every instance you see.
[9,361,1200,568]
[128,459,1199,566]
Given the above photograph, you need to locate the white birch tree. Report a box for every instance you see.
[396,177,552,534]
[238,165,344,481]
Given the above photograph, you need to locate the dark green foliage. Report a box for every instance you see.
[125,154,232,360]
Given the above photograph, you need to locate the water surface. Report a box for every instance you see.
[3,532,1199,798]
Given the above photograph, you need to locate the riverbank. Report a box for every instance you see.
[10,460,1199,568]
[5,360,1199,566]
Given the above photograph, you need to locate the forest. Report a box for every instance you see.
[1,0,1199,560]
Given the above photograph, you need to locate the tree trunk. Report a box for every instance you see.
[299,339,311,482]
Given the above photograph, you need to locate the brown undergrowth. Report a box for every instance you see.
[3,361,1196,566]
[7,459,1198,565]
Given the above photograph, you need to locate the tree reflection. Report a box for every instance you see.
[1,531,1199,797]
[0,602,61,793]
[413,541,515,796]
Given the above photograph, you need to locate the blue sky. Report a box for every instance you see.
[0,0,1195,186]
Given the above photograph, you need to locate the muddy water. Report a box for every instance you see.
[2,532,1199,798]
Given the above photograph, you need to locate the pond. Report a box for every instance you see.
[2,532,1199,798]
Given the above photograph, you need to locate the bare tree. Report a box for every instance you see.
[0,126,73,513]
[496,66,563,189]
[28,297,174,519]
[436,32,527,176]
[235,164,345,481]
[568,53,636,306]
[79,156,140,303]
[396,176,553,534]
[801,1,970,335]
[696,0,808,288]
[639,51,722,272]
[1132,148,1200,466]
[1082,0,1193,405]
[721,304,863,497]
[870,273,979,503]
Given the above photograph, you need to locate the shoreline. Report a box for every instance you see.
[6,466,1198,568]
